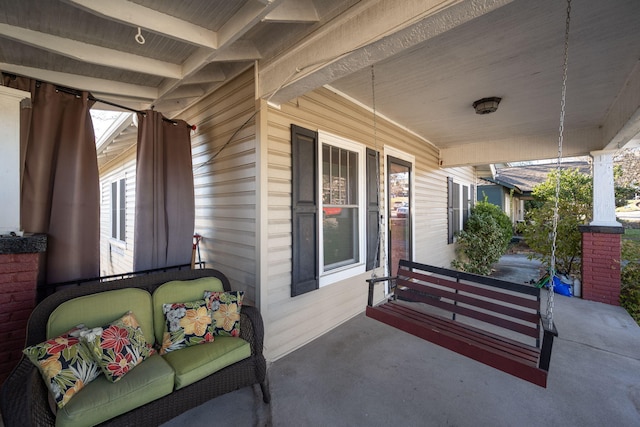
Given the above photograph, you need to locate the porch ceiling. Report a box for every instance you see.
[1,0,639,167]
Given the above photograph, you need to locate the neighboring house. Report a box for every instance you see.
[476,161,591,226]
[493,161,592,199]
[477,177,524,225]
[95,114,137,277]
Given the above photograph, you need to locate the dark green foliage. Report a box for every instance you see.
[521,169,592,277]
[615,186,637,207]
[620,237,640,325]
[452,201,512,275]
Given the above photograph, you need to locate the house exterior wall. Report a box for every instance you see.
[98,149,136,276]
[262,86,475,361]
[477,184,524,226]
[93,70,476,362]
[478,185,504,209]
[180,69,258,304]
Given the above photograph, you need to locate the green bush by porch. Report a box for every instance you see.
[451,201,512,276]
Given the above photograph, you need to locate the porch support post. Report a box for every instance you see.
[579,150,624,305]
[589,150,621,227]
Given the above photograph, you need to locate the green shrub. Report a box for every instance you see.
[452,201,512,275]
[620,238,640,325]
[521,169,592,277]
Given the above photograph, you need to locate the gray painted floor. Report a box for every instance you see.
[163,254,640,427]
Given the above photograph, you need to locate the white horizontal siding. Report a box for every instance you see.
[181,69,258,304]
[263,86,476,361]
[98,148,136,276]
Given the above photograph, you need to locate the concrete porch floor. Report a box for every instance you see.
[163,255,640,427]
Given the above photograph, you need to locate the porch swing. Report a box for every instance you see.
[365,0,573,388]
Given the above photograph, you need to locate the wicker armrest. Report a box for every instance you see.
[239,305,265,356]
[1,357,56,427]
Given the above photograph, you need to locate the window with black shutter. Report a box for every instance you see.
[291,126,378,296]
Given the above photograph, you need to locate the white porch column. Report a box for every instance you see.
[589,150,621,227]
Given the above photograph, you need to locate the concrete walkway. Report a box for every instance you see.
[164,255,640,427]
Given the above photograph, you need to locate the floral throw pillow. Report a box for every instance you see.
[160,299,214,355]
[204,291,244,337]
[23,325,101,409]
[80,311,155,383]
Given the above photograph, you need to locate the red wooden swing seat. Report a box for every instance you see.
[366,260,557,387]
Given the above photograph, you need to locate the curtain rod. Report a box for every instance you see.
[54,85,196,131]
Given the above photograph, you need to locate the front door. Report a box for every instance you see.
[387,156,412,276]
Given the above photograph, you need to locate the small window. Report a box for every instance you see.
[111,178,126,241]
[322,144,359,270]
[448,177,472,244]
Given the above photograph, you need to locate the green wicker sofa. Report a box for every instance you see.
[0,268,270,427]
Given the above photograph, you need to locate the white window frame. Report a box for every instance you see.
[318,131,366,287]
[110,177,126,243]
[450,178,474,241]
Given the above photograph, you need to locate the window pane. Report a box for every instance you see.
[332,146,341,203]
[348,151,357,204]
[322,144,330,204]
[323,207,358,269]
[453,182,461,235]
[322,144,359,206]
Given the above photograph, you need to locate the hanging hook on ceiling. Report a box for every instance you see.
[135,27,145,45]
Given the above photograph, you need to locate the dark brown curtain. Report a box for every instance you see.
[2,75,99,284]
[134,110,194,271]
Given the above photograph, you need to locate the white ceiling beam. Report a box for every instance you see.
[65,0,219,49]
[162,86,205,100]
[0,23,182,79]
[209,41,262,62]
[602,60,640,150]
[218,0,285,47]
[264,0,319,23]
[157,0,283,101]
[258,0,515,105]
[183,65,226,84]
[439,127,603,168]
[0,62,158,100]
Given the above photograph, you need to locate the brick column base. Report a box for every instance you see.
[0,253,39,384]
[0,234,46,386]
[579,225,624,306]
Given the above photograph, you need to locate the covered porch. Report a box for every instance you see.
[1,1,640,424]
[164,284,640,426]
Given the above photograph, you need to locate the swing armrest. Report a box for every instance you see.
[539,316,558,372]
[541,316,559,337]
[366,276,397,285]
[366,276,398,306]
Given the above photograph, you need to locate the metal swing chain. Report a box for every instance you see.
[370,65,386,280]
[547,0,572,328]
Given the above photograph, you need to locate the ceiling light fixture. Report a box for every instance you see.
[472,97,501,114]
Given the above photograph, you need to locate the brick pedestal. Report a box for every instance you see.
[0,234,46,385]
[579,225,624,305]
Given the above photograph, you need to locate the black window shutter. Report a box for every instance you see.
[470,184,475,208]
[462,185,469,226]
[447,177,454,244]
[291,125,319,297]
[366,148,380,270]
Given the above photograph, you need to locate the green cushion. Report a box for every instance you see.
[152,277,225,344]
[55,355,174,427]
[162,337,251,390]
[47,288,155,346]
